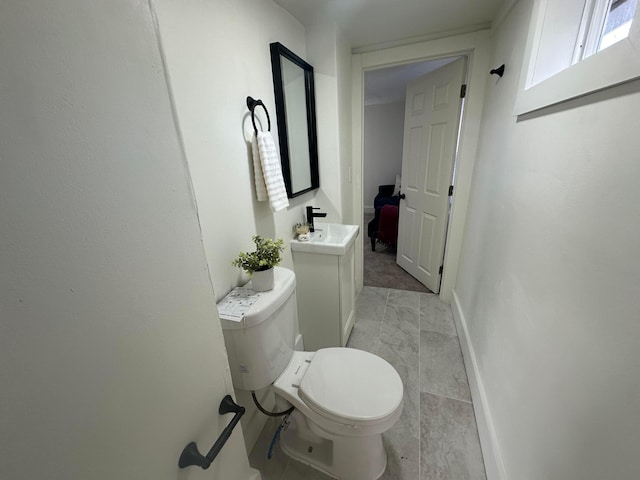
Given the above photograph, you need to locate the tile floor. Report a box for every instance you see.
[249,287,486,480]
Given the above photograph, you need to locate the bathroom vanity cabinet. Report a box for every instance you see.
[291,231,357,351]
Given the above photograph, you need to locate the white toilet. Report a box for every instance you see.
[221,267,403,480]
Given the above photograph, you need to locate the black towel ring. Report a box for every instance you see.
[246,96,271,134]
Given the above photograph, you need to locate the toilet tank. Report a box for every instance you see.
[220,267,297,391]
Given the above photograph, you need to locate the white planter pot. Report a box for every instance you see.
[251,268,274,292]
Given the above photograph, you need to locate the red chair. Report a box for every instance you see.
[367,185,400,251]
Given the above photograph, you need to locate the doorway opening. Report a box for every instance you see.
[362,56,467,294]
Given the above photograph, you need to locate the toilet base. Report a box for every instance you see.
[279,410,387,480]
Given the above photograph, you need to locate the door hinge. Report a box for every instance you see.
[460,84,467,98]
[439,265,444,275]
[448,185,454,196]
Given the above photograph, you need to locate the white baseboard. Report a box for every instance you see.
[451,290,506,480]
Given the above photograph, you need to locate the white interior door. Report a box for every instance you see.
[0,1,256,478]
[396,58,465,293]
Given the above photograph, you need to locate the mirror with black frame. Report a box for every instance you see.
[269,42,319,198]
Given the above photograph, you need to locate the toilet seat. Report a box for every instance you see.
[299,348,403,425]
[272,348,403,436]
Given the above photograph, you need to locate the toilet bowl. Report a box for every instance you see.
[273,348,403,479]
[220,267,403,480]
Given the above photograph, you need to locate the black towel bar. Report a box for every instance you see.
[247,96,271,134]
[178,395,246,470]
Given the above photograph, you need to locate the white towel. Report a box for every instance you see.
[252,131,289,212]
[251,135,268,202]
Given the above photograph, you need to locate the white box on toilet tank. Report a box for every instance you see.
[220,267,297,391]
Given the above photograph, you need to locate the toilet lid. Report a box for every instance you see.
[298,348,403,423]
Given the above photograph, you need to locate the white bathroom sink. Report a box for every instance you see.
[290,222,359,255]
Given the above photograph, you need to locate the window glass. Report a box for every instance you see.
[599,0,638,50]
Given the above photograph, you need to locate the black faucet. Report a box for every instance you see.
[306,206,327,232]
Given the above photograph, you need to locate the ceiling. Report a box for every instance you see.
[273,0,507,51]
[364,57,457,105]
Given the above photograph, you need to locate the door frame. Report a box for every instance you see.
[352,30,492,303]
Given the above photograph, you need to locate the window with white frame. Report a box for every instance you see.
[577,0,639,60]
[516,0,640,114]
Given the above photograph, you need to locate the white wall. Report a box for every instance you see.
[152,0,349,296]
[336,29,355,224]
[151,0,351,453]
[454,1,640,478]
[0,1,253,479]
[363,101,405,212]
[152,0,308,301]
[304,17,354,224]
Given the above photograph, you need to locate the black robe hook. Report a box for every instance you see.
[490,64,505,77]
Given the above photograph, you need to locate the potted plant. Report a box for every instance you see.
[232,235,285,291]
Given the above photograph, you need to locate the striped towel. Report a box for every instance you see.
[252,131,289,212]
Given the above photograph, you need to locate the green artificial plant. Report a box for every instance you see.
[232,235,285,274]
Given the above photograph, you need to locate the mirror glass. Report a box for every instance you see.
[270,42,319,198]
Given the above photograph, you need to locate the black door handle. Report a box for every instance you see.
[399,193,406,200]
